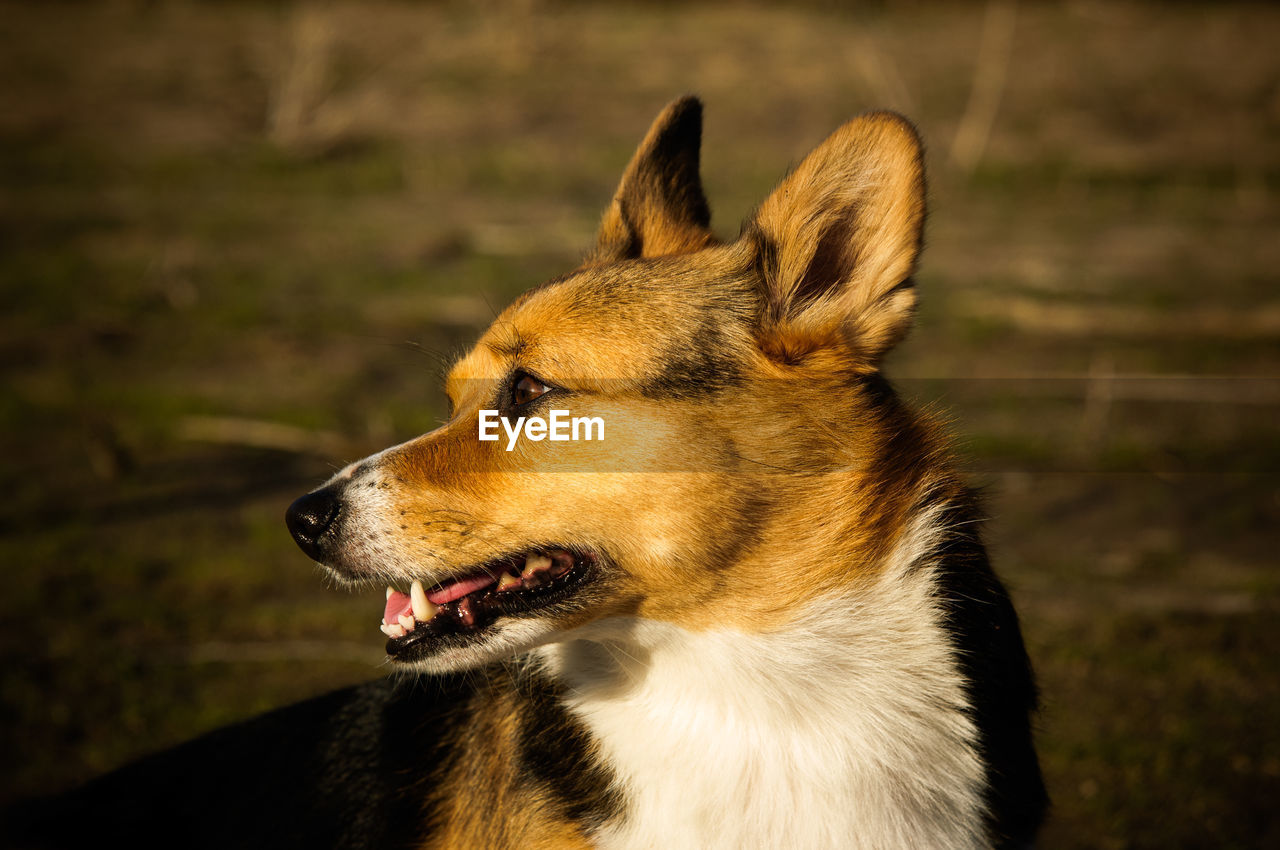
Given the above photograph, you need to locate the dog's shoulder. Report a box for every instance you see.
[6,676,464,849]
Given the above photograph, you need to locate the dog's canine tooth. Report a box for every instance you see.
[410,580,436,621]
[522,553,552,577]
[497,572,521,592]
[385,586,394,600]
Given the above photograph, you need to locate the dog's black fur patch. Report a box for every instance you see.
[7,676,466,849]
[929,497,1049,848]
[513,669,623,831]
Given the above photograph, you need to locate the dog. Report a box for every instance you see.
[12,97,1046,849]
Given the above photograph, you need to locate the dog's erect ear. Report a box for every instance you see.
[586,96,715,265]
[747,112,925,370]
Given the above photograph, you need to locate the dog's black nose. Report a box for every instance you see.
[285,488,340,560]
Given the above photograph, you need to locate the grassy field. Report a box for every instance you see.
[1,1,1277,847]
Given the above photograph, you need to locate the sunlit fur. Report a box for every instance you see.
[541,508,988,850]
[298,97,1044,848]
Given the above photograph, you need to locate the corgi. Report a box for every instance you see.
[13,97,1046,850]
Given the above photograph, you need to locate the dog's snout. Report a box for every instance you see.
[286,488,341,560]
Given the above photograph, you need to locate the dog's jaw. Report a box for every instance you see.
[391,617,565,675]
[378,548,604,670]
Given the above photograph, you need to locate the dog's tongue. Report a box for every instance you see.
[384,590,412,624]
[426,573,497,605]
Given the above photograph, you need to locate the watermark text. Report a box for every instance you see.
[478,409,604,451]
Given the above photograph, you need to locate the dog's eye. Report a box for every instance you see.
[512,373,550,407]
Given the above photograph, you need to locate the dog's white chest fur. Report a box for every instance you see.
[540,559,990,849]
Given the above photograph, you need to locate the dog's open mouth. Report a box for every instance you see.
[379,548,592,658]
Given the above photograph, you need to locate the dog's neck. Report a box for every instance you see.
[536,510,992,850]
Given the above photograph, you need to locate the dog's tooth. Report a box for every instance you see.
[398,613,415,631]
[522,553,552,577]
[379,623,396,637]
[497,572,521,592]
[387,623,406,638]
[410,580,437,621]
[386,586,395,600]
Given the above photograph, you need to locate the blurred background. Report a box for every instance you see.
[1,1,1276,847]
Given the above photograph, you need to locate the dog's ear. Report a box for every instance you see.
[586,96,715,265]
[747,112,925,370]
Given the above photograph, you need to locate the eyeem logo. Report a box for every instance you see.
[478,410,605,451]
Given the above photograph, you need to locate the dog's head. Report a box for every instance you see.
[286,97,932,673]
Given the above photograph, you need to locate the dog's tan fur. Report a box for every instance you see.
[369,104,936,637]
[283,97,1045,849]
